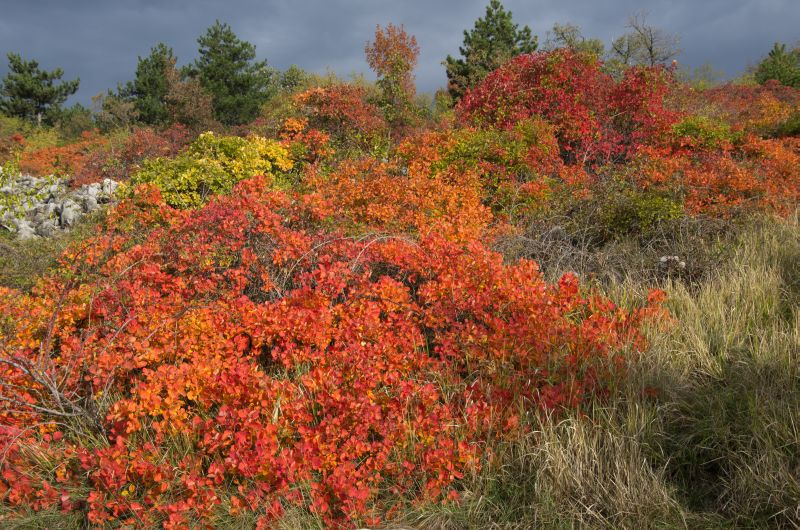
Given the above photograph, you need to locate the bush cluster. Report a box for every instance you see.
[131,132,293,208]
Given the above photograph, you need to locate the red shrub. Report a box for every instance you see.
[294,85,388,149]
[72,125,191,186]
[0,177,662,527]
[457,49,678,164]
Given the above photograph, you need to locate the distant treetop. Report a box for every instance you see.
[754,42,800,88]
[444,0,537,102]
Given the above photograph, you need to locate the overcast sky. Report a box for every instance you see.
[1,0,797,106]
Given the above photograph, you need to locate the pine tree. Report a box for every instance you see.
[188,21,275,125]
[444,0,537,102]
[0,53,80,126]
[122,43,176,125]
[754,42,800,88]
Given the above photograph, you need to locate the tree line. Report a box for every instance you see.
[1,2,798,132]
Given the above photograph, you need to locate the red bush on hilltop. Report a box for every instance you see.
[457,49,678,164]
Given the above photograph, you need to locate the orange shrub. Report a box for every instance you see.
[72,125,191,186]
[306,156,492,242]
[674,80,800,135]
[631,134,800,216]
[18,130,107,177]
[0,176,663,527]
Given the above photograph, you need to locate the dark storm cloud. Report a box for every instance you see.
[1,0,798,106]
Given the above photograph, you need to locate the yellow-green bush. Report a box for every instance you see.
[672,115,741,149]
[131,132,293,208]
[0,115,28,138]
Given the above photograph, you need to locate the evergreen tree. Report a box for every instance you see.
[444,0,537,101]
[123,43,176,125]
[754,42,800,88]
[0,53,80,126]
[188,21,275,125]
[278,65,310,92]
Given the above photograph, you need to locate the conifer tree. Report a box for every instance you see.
[188,21,275,125]
[0,53,79,126]
[122,43,176,125]
[754,42,800,88]
[444,0,537,101]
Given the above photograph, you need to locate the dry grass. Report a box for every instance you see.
[1,213,796,529]
[0,212,103,292]
[402,213,800,529]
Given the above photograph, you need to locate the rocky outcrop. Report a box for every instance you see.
[0,174,118,240]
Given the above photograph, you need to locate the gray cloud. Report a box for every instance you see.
[1,0,798,106]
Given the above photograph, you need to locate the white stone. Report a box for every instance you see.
[102,178,119,196]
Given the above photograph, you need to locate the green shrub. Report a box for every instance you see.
[774,111,800,137]
[0,114,29,137]
[131,132,293,208]
[672,115,740,149]
[599,187,684,239]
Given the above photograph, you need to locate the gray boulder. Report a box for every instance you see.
[59,199,82,228]
[82,195,99,213]
[83,183,102,199]
[35,219,59,238]
[15,219,38,240]
[1,174,119,239]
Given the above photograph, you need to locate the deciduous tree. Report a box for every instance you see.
[607,12,679,72]
[365,23,420,129]
[164,57,219,133]
[544,23,605,58]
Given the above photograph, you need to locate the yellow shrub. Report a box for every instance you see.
[131,132,293,208]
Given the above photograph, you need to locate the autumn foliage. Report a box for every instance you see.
[293,85,388,151]
[365,24,420,131]
[71,125,191,187]
[457,49,679,164]
[0,176,663,527]
[0,42,799,530]
[18,130,107,177]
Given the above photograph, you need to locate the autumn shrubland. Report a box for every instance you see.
[1,11,799,530]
